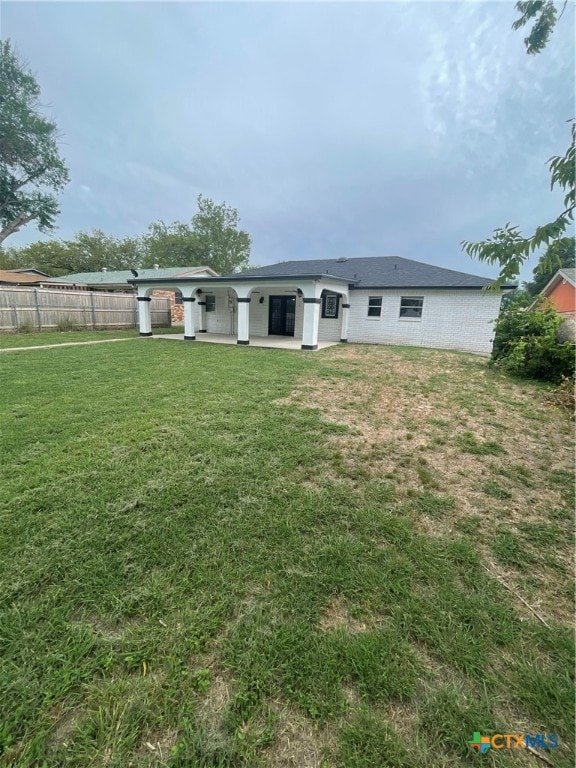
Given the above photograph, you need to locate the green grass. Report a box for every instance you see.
[0,341,573,767]
[0,327,181,348]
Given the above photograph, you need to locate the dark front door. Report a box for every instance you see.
[269,295,296,336]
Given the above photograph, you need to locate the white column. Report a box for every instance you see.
[197,299,207,332]
[183,297,196,340]
[301,298,321,350]
[236,297,250,345]
[340,299,350,343]
[137,296,152,336]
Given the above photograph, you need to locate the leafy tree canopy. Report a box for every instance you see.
[462,1,574,286]
[524,235,575,295]
[191,194,251,275]
[1,231,144,276]
[0,40,69,245]
[1,195,252,276]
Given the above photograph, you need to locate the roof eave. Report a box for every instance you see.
[350,284,516,290]
[128,273,356,285]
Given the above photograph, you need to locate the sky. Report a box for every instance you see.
[1,0,574,281]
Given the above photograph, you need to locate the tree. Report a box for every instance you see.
[143,220,206,269]
[191,195,251,274]
[524,236,575,295]
[461,2,574,286]
[3,195,251,276]
[1,230,143,275]
[143,196,251,274]
[0,40,69,245]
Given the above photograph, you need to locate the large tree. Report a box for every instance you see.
[191,195,251,275]
[0,40,69,245]
[3,195,251,276]
[1,230,144,276]
[462,2,574,285]
[142,220,207,269]
[143,195,251,273]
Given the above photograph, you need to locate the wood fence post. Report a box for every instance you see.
[34,288,43,331]
[90,291,97,329]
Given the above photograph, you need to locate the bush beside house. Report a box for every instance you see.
[491,300,575,383]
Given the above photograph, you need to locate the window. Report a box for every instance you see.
[399,297,423,319]
[174,292,183,305]
[205,295,216,312]
[322,292,339,319]
[367,296,382,317]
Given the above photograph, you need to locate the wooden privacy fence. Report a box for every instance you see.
[0,286,171,332]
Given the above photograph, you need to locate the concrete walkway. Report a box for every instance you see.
[0,338,140,353]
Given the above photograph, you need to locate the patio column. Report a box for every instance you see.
[137,296,152,336]
[341,301,350,343]
[183,296,196,340]
[197,299,207,332]
[237,297,251,345]
[302,298,321,350]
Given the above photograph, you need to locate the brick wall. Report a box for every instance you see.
[151,290,182,324]
[347,289,503,355]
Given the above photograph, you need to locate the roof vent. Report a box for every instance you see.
[102,267,108,272]
[153,263,160,270]
[336,257,348,263]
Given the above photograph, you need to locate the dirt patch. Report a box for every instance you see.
[198,671,234,727]
[137,729,179,764]
[46,706,83,748]
[262,700,337,768]
[282,345,574,625]
[83,616,141,643]
[319,595,388,634]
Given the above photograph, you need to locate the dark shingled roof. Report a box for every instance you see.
[235,256,510,289]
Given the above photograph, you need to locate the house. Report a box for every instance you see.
[0,268,52,286]
[44,266,218,323]
[538,268,576,317]
[129,256,516,354]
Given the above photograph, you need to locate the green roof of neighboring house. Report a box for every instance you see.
[44,266,217,286]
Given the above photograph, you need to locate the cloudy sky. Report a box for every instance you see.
[2,0,574,279]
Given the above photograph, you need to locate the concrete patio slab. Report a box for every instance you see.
[150,333,338,351]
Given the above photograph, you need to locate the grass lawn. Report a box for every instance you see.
[0,340,573,767]
[0,327,182,349]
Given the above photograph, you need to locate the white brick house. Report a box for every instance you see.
[130,256,515,355]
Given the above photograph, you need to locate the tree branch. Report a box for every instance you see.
[0,212,38,245]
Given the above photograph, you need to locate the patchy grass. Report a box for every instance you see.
[0,341,573,767]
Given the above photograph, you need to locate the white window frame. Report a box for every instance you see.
[399,296,424,321]
[367,296,382,318]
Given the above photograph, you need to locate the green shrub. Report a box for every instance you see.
[56,316,81,332]
[17,320,35,334]
[491,302,575,382]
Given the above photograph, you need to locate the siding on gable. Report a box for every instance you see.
[347,289,503,355]
[544,280,576,315]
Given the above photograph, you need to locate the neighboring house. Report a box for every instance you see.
[44,266,218,323]
[0,269,51,286]
[128,256,516,354]
[538,268,576,317]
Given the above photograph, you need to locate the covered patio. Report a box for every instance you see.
[130,273,354,350]
[151,333,338,350]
